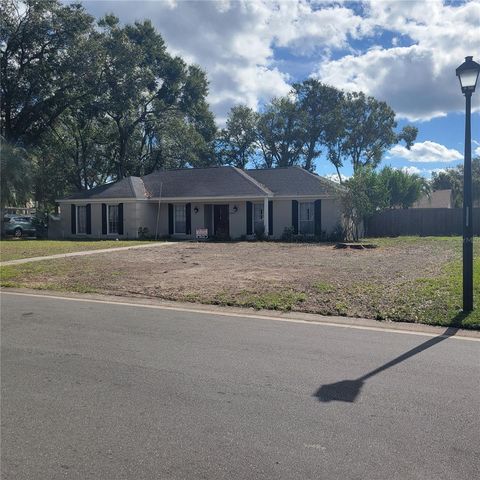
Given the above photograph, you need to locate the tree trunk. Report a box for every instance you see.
[117,127,128,179]
[335,164,343,184]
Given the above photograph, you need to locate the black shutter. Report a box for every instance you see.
[246,201,253,235]
[314,200,322,236]
[292,200,298,234]
[118,203,124,235]
[86,204,92,234]
[168,203,174,234]
[268,200,273,236]
[186,203,191,235]
[102,204,107,234]
[71,205,76,235]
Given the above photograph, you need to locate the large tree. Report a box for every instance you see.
[339,92,418,173]
[216,105,258,169]
[35,106,112,198]
[95,15,216,179]
[257,97,306,168]
[292,79,344,172]
[1,0,95,145]
[0,137,31,208]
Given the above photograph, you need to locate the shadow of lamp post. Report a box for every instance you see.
[314,327,458,403]
[456,56,480,312]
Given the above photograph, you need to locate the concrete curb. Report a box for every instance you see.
[2,287,479,340]
[0,242,175,266]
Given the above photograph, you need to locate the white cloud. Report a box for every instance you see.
[313,0,480,120]
[270,3,367,55]
[80,0,480,123]
[325,172,349,183]
[389,166,450,178]
[389,141,463,163]
[81,0,367,123]
[475,146,480,157]
[399,166,422,175]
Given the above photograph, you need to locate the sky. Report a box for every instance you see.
[79,0,480,180]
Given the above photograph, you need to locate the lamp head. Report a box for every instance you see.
[456,56,480,94]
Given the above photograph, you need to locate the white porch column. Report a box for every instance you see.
[263,197,269,236]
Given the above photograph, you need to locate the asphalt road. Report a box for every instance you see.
[1,292,479,480]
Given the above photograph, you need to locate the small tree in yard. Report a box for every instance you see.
[342,168,388,241]
[343,167,430,240]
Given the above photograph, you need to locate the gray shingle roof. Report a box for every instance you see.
[61,166,342,201]
[247,166,343,196]
[62,177,146,200]
[142,166,269,198]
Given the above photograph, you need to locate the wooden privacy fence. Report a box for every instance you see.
[366,208,480,237]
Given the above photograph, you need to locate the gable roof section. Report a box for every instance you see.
[62,176,146,200]
[247,166,343,196]
[142,166,270,198]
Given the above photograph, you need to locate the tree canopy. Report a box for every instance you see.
[1,0,95,145]
[219,81,418,178]
[1,0,422,213]
[1,0,216,209]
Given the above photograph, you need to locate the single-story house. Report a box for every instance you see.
[56,166,345,240]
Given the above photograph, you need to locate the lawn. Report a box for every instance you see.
[0,239,153,262]
[1,237,479,329]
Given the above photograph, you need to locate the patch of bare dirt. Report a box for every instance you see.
[26,240,458,316]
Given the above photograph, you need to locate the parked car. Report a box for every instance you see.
[3,215,37,238]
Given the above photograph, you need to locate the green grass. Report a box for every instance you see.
[213,290,307,311]
[0,239,154,262]
[364,236,463,247]
[389,258,480,329]
[313,281,335,294]
[0,260,112,294]
[306,258,480,329]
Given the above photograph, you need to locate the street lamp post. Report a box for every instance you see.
[456,56,480,312]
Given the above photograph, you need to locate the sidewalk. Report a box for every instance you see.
[0,242,175,266]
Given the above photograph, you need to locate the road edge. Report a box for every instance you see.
[2,287,479,340]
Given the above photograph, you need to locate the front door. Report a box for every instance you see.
[213,204,229,239]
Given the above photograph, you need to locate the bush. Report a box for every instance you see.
[321,224,346,242]
[281,226,295,242]
[138,226,150,239]
[254,223,266,240]
[281,225,345,243]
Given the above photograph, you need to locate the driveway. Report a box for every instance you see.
[2,292,479,479]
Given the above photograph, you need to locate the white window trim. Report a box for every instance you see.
[173,203,187,235]
[76,205,87,235]
[298,201,315,235]
[107,204,119,235]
